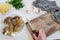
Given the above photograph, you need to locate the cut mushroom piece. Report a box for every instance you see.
[14,25,19,32]
[2,26,9,35]
[7,31,13,36]
[11,19,17,25]
[13,19,24,32]
[11,16,20,25]
[4,17,12,23]
[9,24,14,32]
[14,16,20,19]
[16,19,24,26]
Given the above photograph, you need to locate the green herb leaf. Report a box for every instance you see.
[8,0,24,10]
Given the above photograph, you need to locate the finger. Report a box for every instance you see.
[38,29,43,39]
[33,34,38,40]
[41,29,46,37]
[39,29,47,40]
[41,30,47,40]
[39,29,43,36]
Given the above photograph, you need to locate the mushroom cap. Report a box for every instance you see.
[16,19,24,26]
[4,17,12,23]
[13,16,20,19]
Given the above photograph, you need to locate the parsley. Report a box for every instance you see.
[8,0,24,9]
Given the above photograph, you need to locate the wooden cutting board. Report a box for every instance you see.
[30,13,60,36]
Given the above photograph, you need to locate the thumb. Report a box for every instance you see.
[33,34,38,40]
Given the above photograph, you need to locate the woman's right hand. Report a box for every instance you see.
[33,29,46,40]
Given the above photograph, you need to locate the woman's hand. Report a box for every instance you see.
[33,29,46,40]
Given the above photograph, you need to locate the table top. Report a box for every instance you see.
[0,0,60,40]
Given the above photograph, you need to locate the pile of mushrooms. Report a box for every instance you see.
[2,16,24,36]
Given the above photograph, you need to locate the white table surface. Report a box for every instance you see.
[0,0,60,40]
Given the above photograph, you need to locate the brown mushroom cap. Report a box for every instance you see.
[4,17,12,23]
[11,16,20,25]
[2,26,9,34]
[16,19,24,26]
[13,16,20,19]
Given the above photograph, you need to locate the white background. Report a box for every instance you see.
[0,0,60,40]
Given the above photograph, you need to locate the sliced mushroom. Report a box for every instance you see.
[2,26,9,35]
[13,19,24,32]
[16,19,24,26]
[11,16,20,25]
[4,17,12,23]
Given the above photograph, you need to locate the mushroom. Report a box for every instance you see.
[2,26,9,35]
[14,16,20,19]
[13,25,18,32]
[11,16,20,25]
[3,16,24,36]
[16,19,24,26]
[13,16,20,21]
[4,17,14,34]
[4,17,12,24]
[13,18,24,32]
